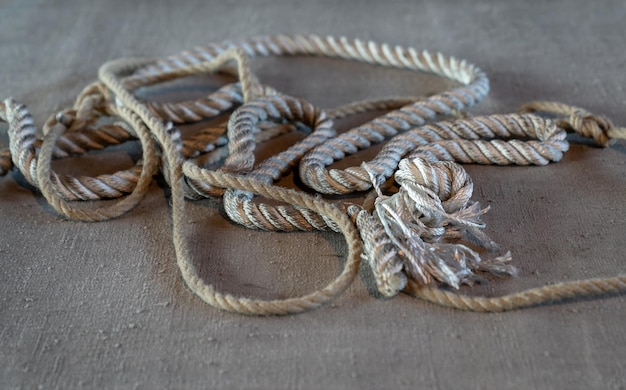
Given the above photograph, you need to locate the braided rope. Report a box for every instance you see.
[1,35,624,315]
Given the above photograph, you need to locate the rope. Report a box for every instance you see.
[405,276,626,312]
[519,101,626,146]
[1,34,624,315]
[99,58,361,315]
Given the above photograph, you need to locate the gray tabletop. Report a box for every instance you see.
[1,1,625,389]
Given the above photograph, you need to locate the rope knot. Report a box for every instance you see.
[568,109,613,146]
[357,158,516,297]
[519,101,626,147]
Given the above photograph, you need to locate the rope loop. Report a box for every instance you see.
[569,109,613,146]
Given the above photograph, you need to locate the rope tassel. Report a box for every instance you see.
[358,158,516,297]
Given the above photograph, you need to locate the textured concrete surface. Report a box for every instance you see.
[1,1,625,389]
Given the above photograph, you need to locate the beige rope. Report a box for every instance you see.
[0,33,480,202]
[36,104,159,222]
[1,34,624,315]
[354,157,515,297]
[98,58,361,315]
[405,276,626,312]
[519,100,626,145]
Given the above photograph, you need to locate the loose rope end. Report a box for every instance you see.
[358,157,517,297]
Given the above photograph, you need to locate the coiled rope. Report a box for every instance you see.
[1,34,624,315]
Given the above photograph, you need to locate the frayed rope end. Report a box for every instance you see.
[358,158,517,297]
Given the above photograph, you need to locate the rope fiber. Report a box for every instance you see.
[1,34,625,315]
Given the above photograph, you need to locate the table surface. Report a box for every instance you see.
[1,1,625,389]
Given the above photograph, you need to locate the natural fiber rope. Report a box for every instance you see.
[1,34,624,315]
[130,35,490,197]
[519,100,626,146]
[98,57,361,315]
[405,276,626,312]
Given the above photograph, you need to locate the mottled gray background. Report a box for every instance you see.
[1,1,625,389]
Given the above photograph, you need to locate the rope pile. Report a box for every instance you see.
[1,35,625,315]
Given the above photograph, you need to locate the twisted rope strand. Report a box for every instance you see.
[303,113,569,196]
[221,95,336,231]
[405,276,626,312]
[35,105,159,221]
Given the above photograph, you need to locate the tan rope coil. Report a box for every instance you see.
[1,34,625,315]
